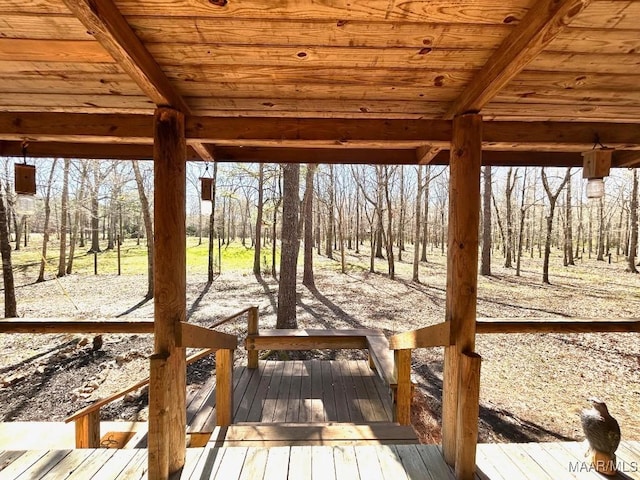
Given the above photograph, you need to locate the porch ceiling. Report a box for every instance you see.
[0,0,639,166]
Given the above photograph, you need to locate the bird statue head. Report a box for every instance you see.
[587,397,610,417]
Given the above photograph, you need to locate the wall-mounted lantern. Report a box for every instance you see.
[582,148,612,199]
[14,142,36,216]
[200,177,214,201]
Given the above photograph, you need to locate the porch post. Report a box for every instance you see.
[441,113,482,473]
[148,107,187,479]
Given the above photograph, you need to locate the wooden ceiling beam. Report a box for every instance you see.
[0,140,623,168]
[0,140,201,161]
[613,151,640,168]
[2,113,640,151]
[61,0,190,113]
[61,0,213,163]
[446,0,591,118]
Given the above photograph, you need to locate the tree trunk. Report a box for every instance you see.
[504,167,515,268]
[208,162,218,281]
[272,168,282,278]
[57,158,70,277]
[375,167,385,259]
[397,166,405,261]
[89,164,101,253]
[132,160,154,298]
[253,163,264,275]
[37,160,58,282]
[565,172,575,265]
[303,164,317,287]
[597,198,605,261]
[412,165,423,282]
[628,169,638,273]
[0,185,17,317]
[383,166,395,279]
[14,216,24,251]
[541,168,571,284]
[326,164,334,259]
[515,168,528,276]
[421,166,430,262]
[481,166,492,276]
[67,164,87,274]
[276,164,300,329]
[492,192,506,258]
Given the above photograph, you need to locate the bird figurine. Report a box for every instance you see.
[580,397,621,476]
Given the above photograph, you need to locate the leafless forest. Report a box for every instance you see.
[2,160,639,287]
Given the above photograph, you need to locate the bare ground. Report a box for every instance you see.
[0,247,638,445]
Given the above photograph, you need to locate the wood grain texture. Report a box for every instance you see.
[393,349,412,426]
[216,349,234,427]
[476,317,640,333]
[62,0,190,113]
[151,107,187,477]
[0,39,113,62]
[442,114,483,467]
[74,411,100,449]
[389,322,452,349]
[178,322,237,349]
[447,0,591,117]
[454,353,482,480]
[0,319,154,334]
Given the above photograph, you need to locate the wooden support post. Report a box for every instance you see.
[149,107,187,480]
[148,354,169,480]
[74,410,100,448]
[216,348,234,426]
[394,349,412,425]
[247,307,258,368]
[442,113,482,467]
[455,352,482,480]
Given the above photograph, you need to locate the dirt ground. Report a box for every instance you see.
[0,247,638,445]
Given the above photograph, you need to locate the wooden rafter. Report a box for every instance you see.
[445,0,591,118]
[61,0,213,162]
[61,0,189,112]
[416,146,441,165]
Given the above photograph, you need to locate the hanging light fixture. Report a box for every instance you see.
[14,141,36,216]
[200,161,214,201]
[582,146,612,200]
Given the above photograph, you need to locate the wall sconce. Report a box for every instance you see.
[582,148,612,199]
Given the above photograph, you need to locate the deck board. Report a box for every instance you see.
[0,442,638,479]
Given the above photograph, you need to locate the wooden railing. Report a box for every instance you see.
[61,307,258,448]
[388,316,640,479]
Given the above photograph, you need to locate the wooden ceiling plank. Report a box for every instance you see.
[446,0,591,118]
[115,0,532,24]
[129,17,509,49]
[61,0,190,113]
[0,39,113,63]
[148,44,491,70]
[0,14,93,40]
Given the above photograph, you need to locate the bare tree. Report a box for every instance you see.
[0,183,16,317]
[303,164,317,287]
[481,166,492,276]
[276,164,300,329]
[132,160,154,299]
[67,162,88,275]
[326,164,335,259]
[515,168,531,277]
[565,170,575,265]
[382,166,395,279]
[413,165,423,282]
[628,169,638,273]
[37,159,58,283]
[253,163,264,275]
[504,167,516,268]
[208,161,219,282]
[541,168,571,284]
[57,158,70,277]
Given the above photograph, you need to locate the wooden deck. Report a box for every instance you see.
[1,442,638,479]
[188,360,396,432]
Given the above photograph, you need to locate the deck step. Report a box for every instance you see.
[206,422,419,447]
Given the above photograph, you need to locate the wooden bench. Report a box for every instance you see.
[244,328,398,396]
